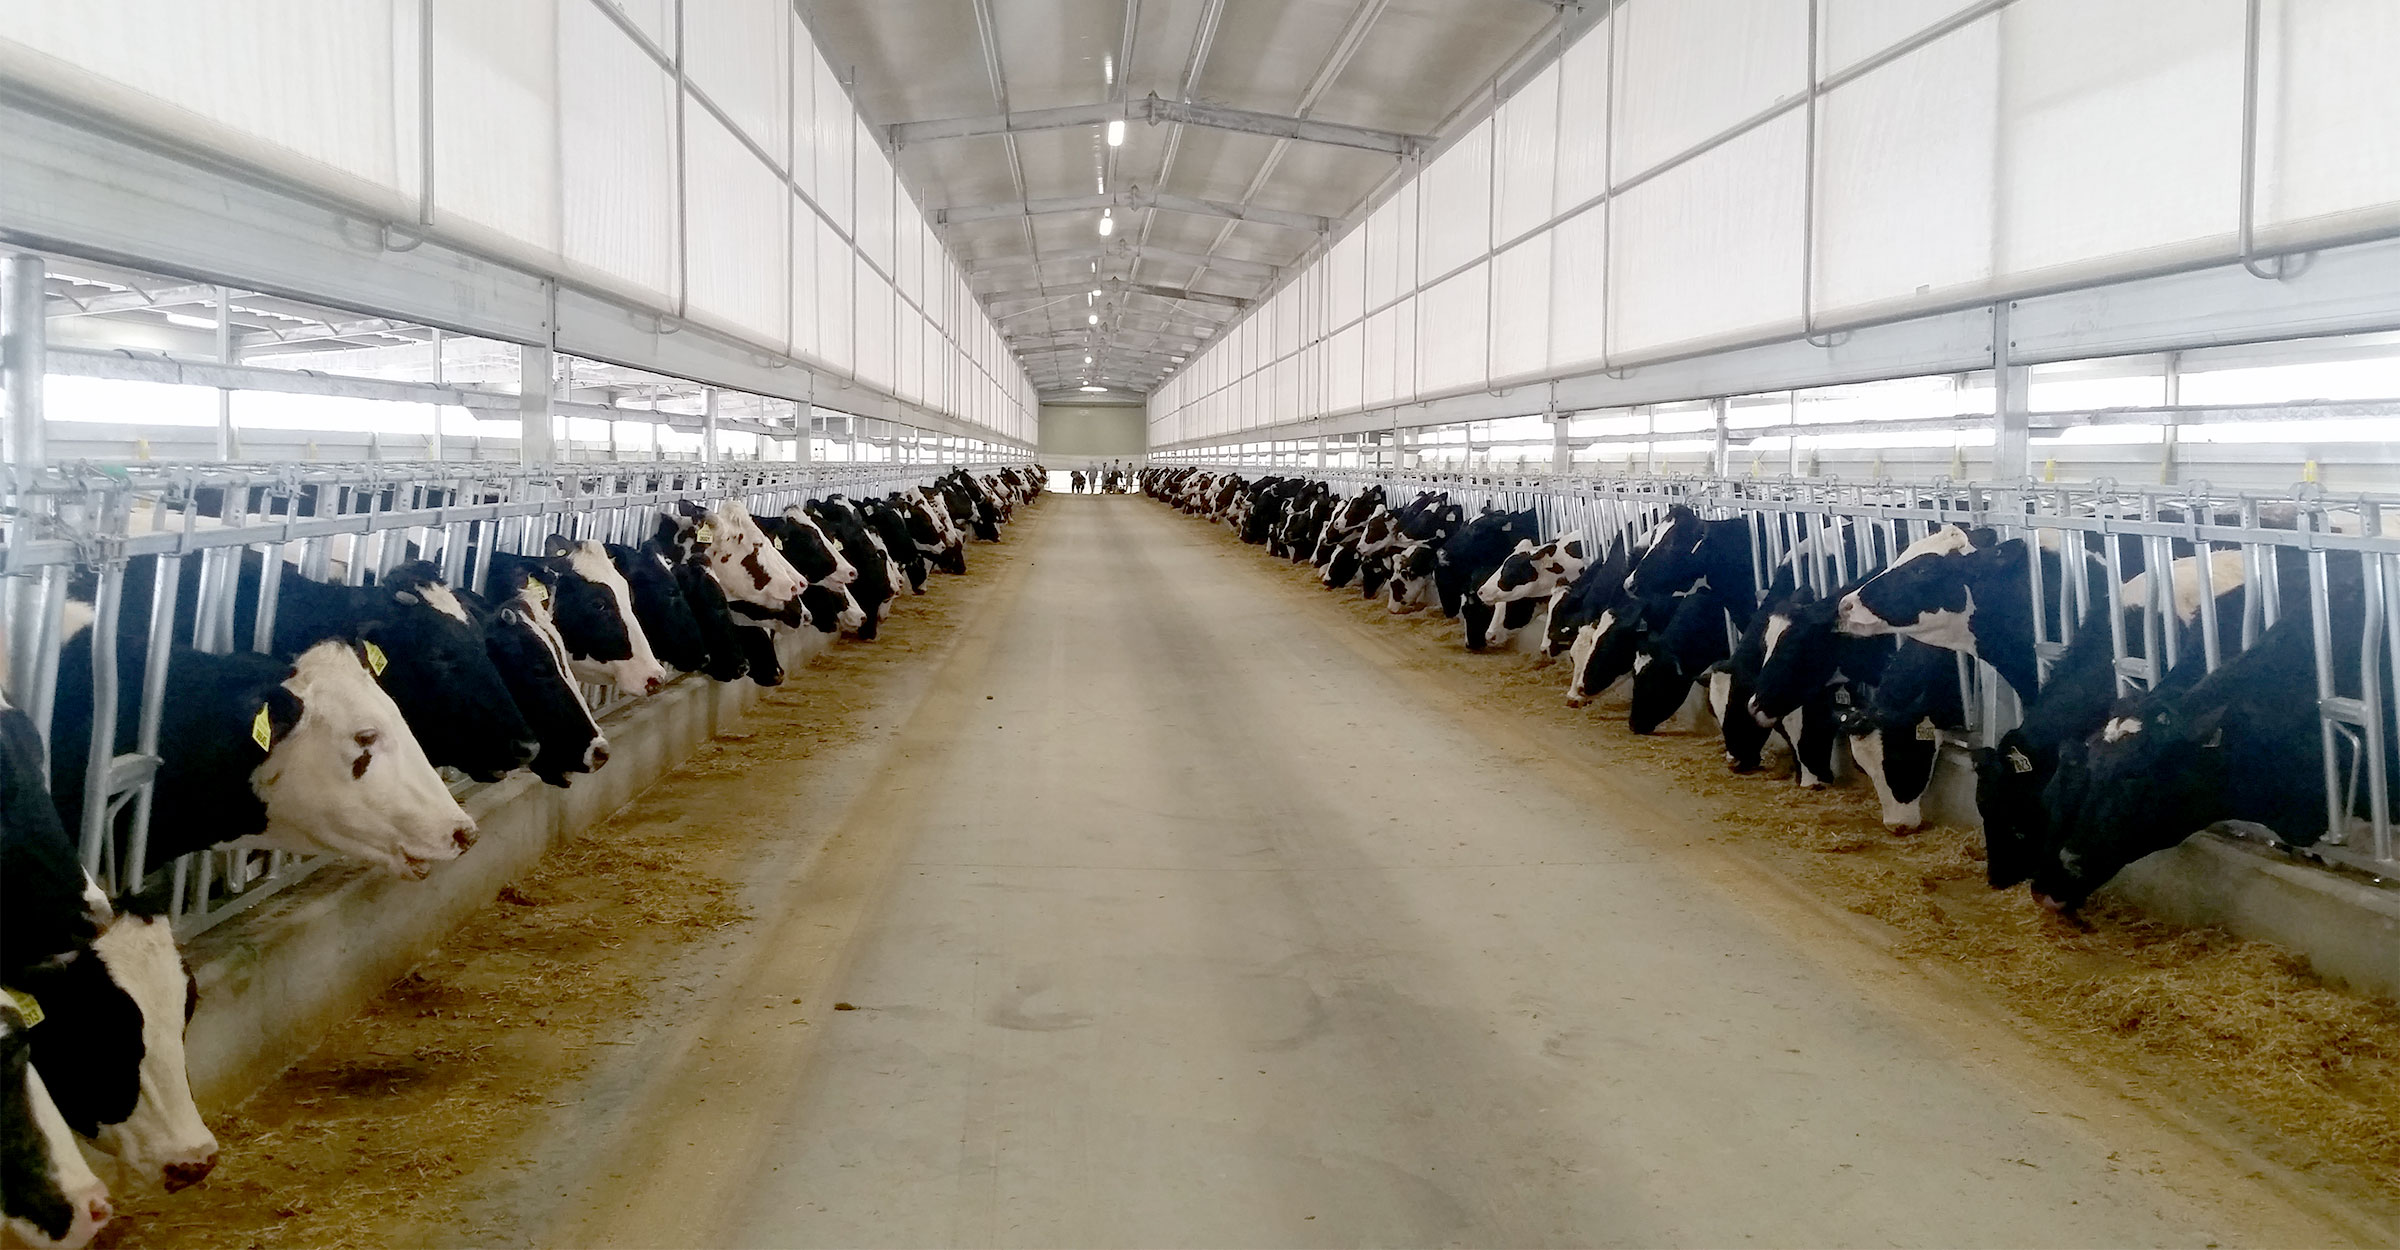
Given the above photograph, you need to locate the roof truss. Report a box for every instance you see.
[890,94,1430,158]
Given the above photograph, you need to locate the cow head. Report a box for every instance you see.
[1748,597,1838,727]
[774,507,858,586]
[681,501,806,610]
[669,562,751,684]
[1625,505,1705,596]
[83,891,216,1191]
[1628,599,1731,735]
[541,538,666,697]
[2,1004,110,1249]
[251,640,477,877]
[1481,533,1588,605]
[368,562,539,782]
[607,542,710,675]
[476,577,608,787]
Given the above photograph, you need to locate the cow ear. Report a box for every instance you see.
[545,533,577,558]
[2176,703,2229,748]
[114,874,177,921]
[255,685,304,753]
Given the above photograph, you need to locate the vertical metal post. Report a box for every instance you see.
[2159,350,2181,483]
[3,252,48,702]
[795,401,814,465]
[702,388,719,464]
[1992,301,2030,481]
[2307,551,2344,849]
[521,344,556,464]
[1711,398,1730,478]
[429,327,446,462]
[214,287,236,460]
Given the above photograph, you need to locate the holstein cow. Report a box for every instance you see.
[607,542,712,676]
[676,500,809,619]
[3,1003,109,1249]
[1627,594,1735,735]
[1837,639,1970,833]
[489,540,666,697]
[805,497,897,640]
[5,700,218,1198]
[670,561,756,685]
[460,572,609,787]
[111,553,538,783]
[51,630,476,878]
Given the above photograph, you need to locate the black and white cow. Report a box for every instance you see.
[51,631,476,878]
[669,560,754,684]
[1838,639,1970,833]
[856,498,926,595]
[805,497,897,640]
[1438,508,1542,650]
[461,571,609,788]
[1626,594,1734,734]
[761,508,858,588]
[608,541,712,675]
[6,700,218,1198]
[2,1002,109,1249]
[489,540,666,697]
[891,489,966,576]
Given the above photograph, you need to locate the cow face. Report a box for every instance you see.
[607,543,710,674]
[1834,526,1986,641]
[478,581,608,786]
[774,507,858,585]
[1386,544,1437,614]
[670,562,750,683]
[1625,506,1704,596]
[84,900,216,1191]
[544,539,666,697]
[370,563,539,782]
[2,1005,110,1249]
[692,502,808,609]
[252,641,476,877]
[1974,731,2056,889]
[1482,534,1588,605]
[2032,701,2242,913]
[1628,600,1730,735]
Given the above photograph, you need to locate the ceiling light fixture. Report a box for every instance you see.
[1105,118,1126,147]
[1104,55,1114,85]
[162,310,218,330]
[1095,174,1106,194]
[1081,385,1108,393]
[1084,355,1094,364]
[1088,313,1100,325]
[1097,209,1114,237]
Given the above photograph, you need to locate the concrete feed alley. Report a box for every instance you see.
[539,495,2359,1249]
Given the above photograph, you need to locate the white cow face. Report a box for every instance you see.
[250,641,475,877]
[87,910,217,1191]
[556,540,666,697]
[3,1010,110,1249]
[707,501,808,608]
[780,507,858,586]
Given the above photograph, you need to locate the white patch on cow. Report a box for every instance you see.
[1889,524,1978,569]
[1632,652,1653,675]
[1785,707,1826,789]
[704,501,807,608]
[510,592,606,758]
[2101,715,2144,743]
[1565,616,1609,705]
[1707,669,1732,723]
[248,640,473,876]
[1847,727,1923,833]
[88,912,217,1187]
[411,581,471,624]
[10,1053,110,1248]
[781,507,859,587]
[1905,584,1978,655]
[560,541,665,696]
[2119,548,2248,624]
[1759,612,1795,668]
[59,598,96,644]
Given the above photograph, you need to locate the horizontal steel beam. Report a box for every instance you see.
[964,245,1280,283]
[890,93,1429,157]
[933,190,1330,235]
[975,278,1252,311]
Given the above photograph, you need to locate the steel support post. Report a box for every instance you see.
[1992,301,2031,480]
[520,344,556,464]
[213,285,236,460]
[1553,415,1571,474]
[4,252,49,702]
[1711,397,1731,477]
[794,402,813,464]
[702,388,719,464]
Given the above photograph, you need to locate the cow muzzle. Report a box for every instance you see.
[162,1152,220,1193]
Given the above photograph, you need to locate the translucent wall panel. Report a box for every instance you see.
[1553,19,1611,213]
[1998,0,2242,281]
[897,306,924,404]
[1491,235,1552,382]
[1496,62,1559,244]
[1418,119,1492,279]
[1613,0,1805,179]
[1364,200,1403,311]
[2256,0,2400,233]
[600,0,670,51]
[1273,356,1300,421]
[789,23,818,198]
[1612,112,1805,356]
[1327,324,1364,414]
[1814,17,1998,317]
[812,47,854,234]
[895,207,923,306]
[1418,263,1490,394]
[855,128,895,273]
[814,222,853,373]
[686,109,786,341]
[1363,307,1398,407]
[790,201,822,359]
[0,0,417,198]
[1327,231,1367,330]
[684,0,785,163]
[1820,0,1980,74]
[432,0,561,253]
[1549,208,1607,372]
[561,1,676,297]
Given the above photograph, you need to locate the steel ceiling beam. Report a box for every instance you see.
[965,245,1279,283]
[890,94,1429,157]
[975,278,1253,311]
[933,190,1330,235]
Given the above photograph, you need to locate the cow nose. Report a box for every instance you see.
[164,1153,219,1191]
[86,1194,112,1231]
[644,675,663,695]
[453,822,478,851]
[588,741,611,768]
[512,737,541,766]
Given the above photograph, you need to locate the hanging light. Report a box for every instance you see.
[1098,209,1114,237]
[1088,313,1100,325]
[1081,385,1109,393]
[1106,118,1126,147]
[1084,355,1094,364]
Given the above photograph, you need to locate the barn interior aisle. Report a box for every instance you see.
[546,494,2342,1249]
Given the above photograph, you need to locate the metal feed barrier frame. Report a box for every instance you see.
[1177,465,2400,876]
[0,457,1023,935]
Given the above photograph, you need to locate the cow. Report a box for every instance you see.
[1627,595,1735,734]
[110,553,539,784]
[678,500,809,614]
[855,497,923,596]
[805,497,896,640]
[489,540,665,698]
[669,561,753,684]
[3,1003,110,1249]
[889,490,965,576]
[1838,639,1970,833]
[1438,508,1542,650]
[461,572,609,788]
[51,631,476,879]
[607,541,712,675]
[1478,533,1588,607]
[760,508,858,588]
[6,701,218,1198]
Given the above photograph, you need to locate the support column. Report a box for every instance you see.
[702,388,719,464]
[4,252,49,700]
[1552,414,1570,474]
[520,344,556,464]
[2159,350,2182,483]
[214,286,236,460]
[1991,300,2031,481]
[429,327,445,462]
[794,402,814,465]
[1711,397,1731,478]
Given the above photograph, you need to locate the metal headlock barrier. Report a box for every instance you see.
[0,457,1025,935]
[1174,465,2400,877]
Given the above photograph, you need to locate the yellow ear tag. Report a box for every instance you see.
[694,524,715,544]
[252,704,274,752]
[3,987,42,1028]
[363,640,389,677]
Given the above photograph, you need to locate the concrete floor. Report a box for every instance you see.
[595,497,2321,1247]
